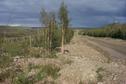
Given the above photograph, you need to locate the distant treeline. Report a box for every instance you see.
[79,23,126,40]
[0,26,36,37]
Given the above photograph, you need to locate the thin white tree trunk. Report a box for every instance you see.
[61,24,64,54]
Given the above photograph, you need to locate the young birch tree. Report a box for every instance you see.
[40,9,50,54]
[59,2,69,54]
[40,9,56,54]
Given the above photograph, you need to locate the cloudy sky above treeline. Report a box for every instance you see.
[0,0,126,27]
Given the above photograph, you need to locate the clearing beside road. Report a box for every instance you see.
[1,31,126,84]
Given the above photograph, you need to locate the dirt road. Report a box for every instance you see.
[56,33,126,84]
[86,36,126,63]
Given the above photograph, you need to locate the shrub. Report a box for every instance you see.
[13,72,34,84]
[37,65,60,80]
[96,67,105,82]
[80,23,126,40]
[28,64,60,80]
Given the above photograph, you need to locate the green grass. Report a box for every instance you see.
[2,40,29,56]
[28,63,41,72]
[13,64,60,84]
[39,65,60,79]
[28,64,60,80]
[0,53,13,68]
[13,72,34,84]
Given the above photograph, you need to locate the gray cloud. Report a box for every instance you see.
[0,0,126,27]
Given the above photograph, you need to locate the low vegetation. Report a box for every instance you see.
[0,2,74,84]
[13,64,60,84]
[79,23,126,40]
[96,67,105,82]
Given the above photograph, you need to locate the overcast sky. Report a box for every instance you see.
[0,0,126,27]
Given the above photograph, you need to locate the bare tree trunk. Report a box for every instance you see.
[29,35,32,55]
[29,35,32,48]
[61,24,64,54]
[43,28,46,56]
[49,21,52,53]
[50,21,53,53]
[44,28,48,56]
[46,28,50,55]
